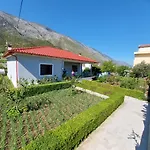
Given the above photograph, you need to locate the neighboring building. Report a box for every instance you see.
[134,44,150,66]
[3,46,96,87]
[82,63,92,71]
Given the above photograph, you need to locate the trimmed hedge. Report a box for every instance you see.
[15,81,72,97]
[22,80,145,150]
[77,80,145,100]
[22,93,124,150]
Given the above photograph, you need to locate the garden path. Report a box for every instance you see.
[77,96,150,150]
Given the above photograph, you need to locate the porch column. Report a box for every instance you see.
[61,60,64,79]
[79,63,82,76]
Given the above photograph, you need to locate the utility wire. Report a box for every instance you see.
[17,0,24,28]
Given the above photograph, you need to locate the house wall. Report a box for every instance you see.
[134,54,150,66]
[64,62,81,76]
[6,54,84,87]
[17,54,64,83]
[7,56,17,87]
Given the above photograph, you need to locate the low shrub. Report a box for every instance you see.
[22,93,124,150]
[98,75,121,85]
[17,81,72,97]
[18,94,52,112]
[0,75,13,93]
[97,76,107,83]
[106,76,117,85]
[120,77,139,89]
[77,80,145,100]
[6,107,20,121]
[37,76,59,84]
[97,75,145,91]
[2,81,72,114]
[22,80,145,150]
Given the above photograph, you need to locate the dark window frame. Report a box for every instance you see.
[39,64,53,76]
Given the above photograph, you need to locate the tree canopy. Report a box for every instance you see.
[131,61,150,78]
[101,61,116,73]
[116,65,130,76]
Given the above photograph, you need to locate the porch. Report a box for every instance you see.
[63,61,82,77]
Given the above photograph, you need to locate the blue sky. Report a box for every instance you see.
[1,0,150,65]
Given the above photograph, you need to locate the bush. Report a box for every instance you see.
[132,61,150,78]
[37,76,59,84]
[18,94,52,112]
[101,61,116,73]
[97,75,144,91]
[2,81,71,114]
[116,65,130,76]
[98,75,121,85]
[22,93,124,150]
[0,75,13,93]
[17,81,72,97]
[77,80,145,100]
[97,76,107,83]
[106,76,116,85]
[120,77,138,89]
[22,80,145,150]
[6,107,20,121]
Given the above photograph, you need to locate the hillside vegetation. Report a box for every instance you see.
[0,11,129,66]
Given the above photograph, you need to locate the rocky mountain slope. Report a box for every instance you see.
[0,11,129,66]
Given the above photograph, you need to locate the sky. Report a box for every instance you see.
[1,0,150,65]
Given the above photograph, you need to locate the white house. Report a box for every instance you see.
[3,46,97,87]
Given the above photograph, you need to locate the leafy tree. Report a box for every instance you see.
[116,65,130,76]
[131,61,150,78]
[101,61,116,73]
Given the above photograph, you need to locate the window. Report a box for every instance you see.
[72,65,78,72]
[40,64,53,75]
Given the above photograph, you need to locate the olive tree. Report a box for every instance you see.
[131,61,150,78]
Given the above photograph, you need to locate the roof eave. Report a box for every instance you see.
[3,50,97,63]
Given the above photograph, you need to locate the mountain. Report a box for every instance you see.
[0,11,129,66]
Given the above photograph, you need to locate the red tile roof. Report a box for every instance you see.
[3,46,97,63]
[138,44,150,48]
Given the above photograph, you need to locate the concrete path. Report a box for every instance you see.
[77,96,150,150]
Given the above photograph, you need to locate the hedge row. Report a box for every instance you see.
[22,80,145,150]
[77,80,145,100]
[22,93,124,150]
[17,81,72,97]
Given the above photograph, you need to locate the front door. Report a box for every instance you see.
[72,65,78,72]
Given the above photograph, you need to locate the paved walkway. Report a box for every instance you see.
[77,96,150,150]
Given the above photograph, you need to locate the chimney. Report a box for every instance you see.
[7,44,12,51]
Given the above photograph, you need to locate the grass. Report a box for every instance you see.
[0,88,102,150]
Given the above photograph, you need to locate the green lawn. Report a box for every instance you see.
[0,88,102,150]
